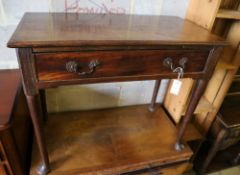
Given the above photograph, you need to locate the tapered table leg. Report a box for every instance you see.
[175,79,208,151]
[148,80,161,112]
[39,89,48,122]
[26,95,50,175]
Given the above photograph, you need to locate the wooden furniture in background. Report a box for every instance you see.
[196,95,240,174]
[228,68,240,95]
[7,13,226,175]
[164,0,240,135]
[0,69,31,175]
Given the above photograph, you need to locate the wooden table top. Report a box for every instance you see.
[0,69,21,130]
[7,13,227,48]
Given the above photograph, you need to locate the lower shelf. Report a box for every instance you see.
[30,105,192,175]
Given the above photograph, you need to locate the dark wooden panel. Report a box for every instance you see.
[0,69,21,130]
[36,50,209,82]
[11,90,32,172]
[0,70,32,175]
[7,13,227,48]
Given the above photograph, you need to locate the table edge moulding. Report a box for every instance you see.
[7,13,227,175]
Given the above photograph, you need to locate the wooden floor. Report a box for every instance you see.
[30,105,192,175]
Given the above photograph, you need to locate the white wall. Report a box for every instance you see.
[0,0,189,112]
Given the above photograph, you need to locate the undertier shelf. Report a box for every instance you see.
[30,105,193,175]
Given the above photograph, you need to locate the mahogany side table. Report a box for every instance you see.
[7,13,227,175]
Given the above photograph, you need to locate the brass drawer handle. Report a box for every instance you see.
[163,57,188,78]
[66,60,100,75]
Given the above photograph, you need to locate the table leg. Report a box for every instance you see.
[26,95,50,175]
[175,79,207,151]
[39,89,48,122]
[148,80,161,112]
[199,130,227,175]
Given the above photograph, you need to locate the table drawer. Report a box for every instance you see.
[35,50,209,82]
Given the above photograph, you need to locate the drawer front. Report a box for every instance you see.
[36,50,209,82]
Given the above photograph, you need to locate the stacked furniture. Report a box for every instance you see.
[196,95,240,174]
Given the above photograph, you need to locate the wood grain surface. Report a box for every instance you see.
[30,105,192,175]
[9,13,226,175]
[7,13,227,48]
[36,50,209,82]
